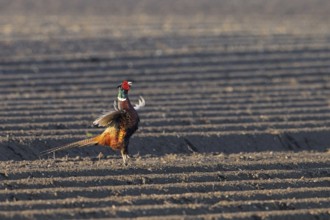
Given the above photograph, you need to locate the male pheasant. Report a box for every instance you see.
[40,80,145,164]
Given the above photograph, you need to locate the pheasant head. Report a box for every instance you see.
[117,80,132,101]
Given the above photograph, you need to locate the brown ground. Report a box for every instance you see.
[0,0,330,219]
[1,152,330,219]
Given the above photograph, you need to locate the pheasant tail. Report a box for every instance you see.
[40,137,99,156]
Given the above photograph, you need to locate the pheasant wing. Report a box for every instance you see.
[93,109,126,127]
[134,96,145,110]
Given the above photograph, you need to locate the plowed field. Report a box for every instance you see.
[0,0,330,219]
[1,152,330,219]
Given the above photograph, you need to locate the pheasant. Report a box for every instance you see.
[40,80,145,164]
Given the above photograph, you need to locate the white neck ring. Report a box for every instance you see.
[118,97,127,101]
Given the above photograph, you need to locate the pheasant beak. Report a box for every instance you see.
[128,81,133,86]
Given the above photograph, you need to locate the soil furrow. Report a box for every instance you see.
[1,95,324,107]
[1,94,327,106]
[1,168,329,190]
[0,200,329,219]
[0,99,327,113]
[144,208,330,220]
[4,126,330,141]
[0,178,329,203]
[0,106,328,119]
[2,155,329,180]
[1,188,330,212]
[3,119,330,134]
[4,112,330,126]
[1,54,330,77]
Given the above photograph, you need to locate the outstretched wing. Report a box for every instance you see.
[93,109,126,127]
[134,96,145,110]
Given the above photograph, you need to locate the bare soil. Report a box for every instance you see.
[0,0,330,219]
[1,152,330,219]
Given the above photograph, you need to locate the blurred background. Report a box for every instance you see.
[1,0,330,160]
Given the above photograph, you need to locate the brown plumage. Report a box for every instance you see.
[40,80,145,164]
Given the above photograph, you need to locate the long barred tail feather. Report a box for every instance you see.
[40,137,99,156]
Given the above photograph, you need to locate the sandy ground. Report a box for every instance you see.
[0,0,330,219]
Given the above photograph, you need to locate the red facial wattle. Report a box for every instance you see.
[121,81,130,91]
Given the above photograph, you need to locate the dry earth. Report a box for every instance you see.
[1,152,330,219]
[0,0,330,219]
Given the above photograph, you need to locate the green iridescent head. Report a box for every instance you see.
[117,80,132,100]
